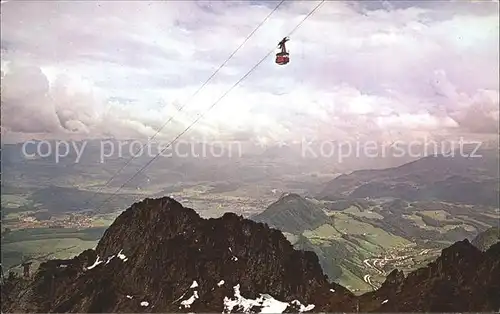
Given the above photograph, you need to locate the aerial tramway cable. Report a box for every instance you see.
[93,0,326,213]
[82,0,286,209]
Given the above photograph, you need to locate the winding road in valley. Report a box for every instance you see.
[362,248,441,289]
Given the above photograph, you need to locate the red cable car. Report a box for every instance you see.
[275,37,290,65]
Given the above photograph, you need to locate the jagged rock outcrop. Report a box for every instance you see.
[2,197,354,313]
[2,197,499,313]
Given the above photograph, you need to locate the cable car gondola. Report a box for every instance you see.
[275,36,290,65]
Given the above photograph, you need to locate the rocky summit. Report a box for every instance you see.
[2,197,499,313]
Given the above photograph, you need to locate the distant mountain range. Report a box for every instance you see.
[319,148,499,207]
[2,197,498,313]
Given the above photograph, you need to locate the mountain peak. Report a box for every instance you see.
[95,196,199,258]
[440,239,480,258]
[278,192,302,201]
[251,194,331,234]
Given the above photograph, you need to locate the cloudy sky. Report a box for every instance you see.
[1,0,498,145]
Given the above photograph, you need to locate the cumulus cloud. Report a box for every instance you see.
[1,64,63,133]
[0,0,498,144]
